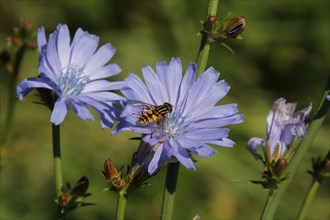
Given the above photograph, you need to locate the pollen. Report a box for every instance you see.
[58,64,90,96]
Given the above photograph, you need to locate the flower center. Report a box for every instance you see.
[162,111,193,139]
[58,64,90,96]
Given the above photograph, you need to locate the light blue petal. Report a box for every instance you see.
[71,28,85,47]
[189,144,217,158]
[142,65,166,104]
[89,64,122,80]
[177,136,203,149]
[148,143,164,174]
[176,62,196,109]
[83,43,115,75]
[247,137,265,160]
[184,128,229,141]
[172,139,196,170]
[266,98,296,135]
[82,91,125,102]
[70,33,99,68]
[207,138,235,147]
[46,28,62,78]
[37,27,47,54]
[182,67,220,117]
[177,137,217,157]
[194,104,238,121]
[56,24,71,68]
[189,80,230,119]
[16,78,53,100]
[215,80,231,102]
[195,114,244,128]
[121,73,153,103]
[159,58,182,104]
[51,99,69,125]
[38,57,57,82]
[39,72,62,97]
[71,99,94,121]
[82,80,125,93]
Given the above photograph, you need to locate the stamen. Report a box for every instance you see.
[58,64,90,96]
[162,111,193,139]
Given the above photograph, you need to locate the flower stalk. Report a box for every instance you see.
[196,0,219,75]
[161,162,180,220]
[52,124,64,198]
[116,190,127,220]
[3,43,27,148]
[297,151,330,220]
[260,76,330,220]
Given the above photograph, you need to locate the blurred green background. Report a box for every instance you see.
[1,0,329,219]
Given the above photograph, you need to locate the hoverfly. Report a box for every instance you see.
[131,101,173,136]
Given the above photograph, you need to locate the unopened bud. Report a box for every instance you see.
[103,159,120,182]
[21,19,34,33]
[220,16,246,39]
[70,176,89,197]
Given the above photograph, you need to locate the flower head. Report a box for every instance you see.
[114,57,243,174]
[247,98,312,164]
[17,24,125,127]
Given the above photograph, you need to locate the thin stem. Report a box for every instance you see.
[297,180,320,220]
[52,124,63,197]
[3,44,27,147]
[116,190,127,220]
[196,0,219,75]
[161,162,180,220]
[260,76,330,220]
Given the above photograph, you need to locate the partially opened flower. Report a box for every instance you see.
[247,98,312,165]
[114,57,243,174]
[17,24,125,127]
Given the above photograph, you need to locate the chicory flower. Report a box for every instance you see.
[17,24,125,127]
[247,98,312,164]
[114,57,243,174]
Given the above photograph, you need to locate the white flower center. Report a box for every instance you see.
[162,111,193,139]
[58,64,90,96]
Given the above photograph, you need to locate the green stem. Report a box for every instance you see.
[3,44,27,147]
[161,162,180,220]
[52,124,63,197]
[297,180,320,220]
[116,190,127,220]
[196,0,219,75]
[260,76,330,220]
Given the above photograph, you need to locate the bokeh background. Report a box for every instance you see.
[1,0,329,219]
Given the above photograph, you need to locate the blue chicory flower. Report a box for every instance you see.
[16,24,125,127]
[326,94,330,101]
[247,98,312,162]
[113,57,243,174]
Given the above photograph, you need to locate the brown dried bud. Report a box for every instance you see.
[21,19,34,33]
[103,159,120,181]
